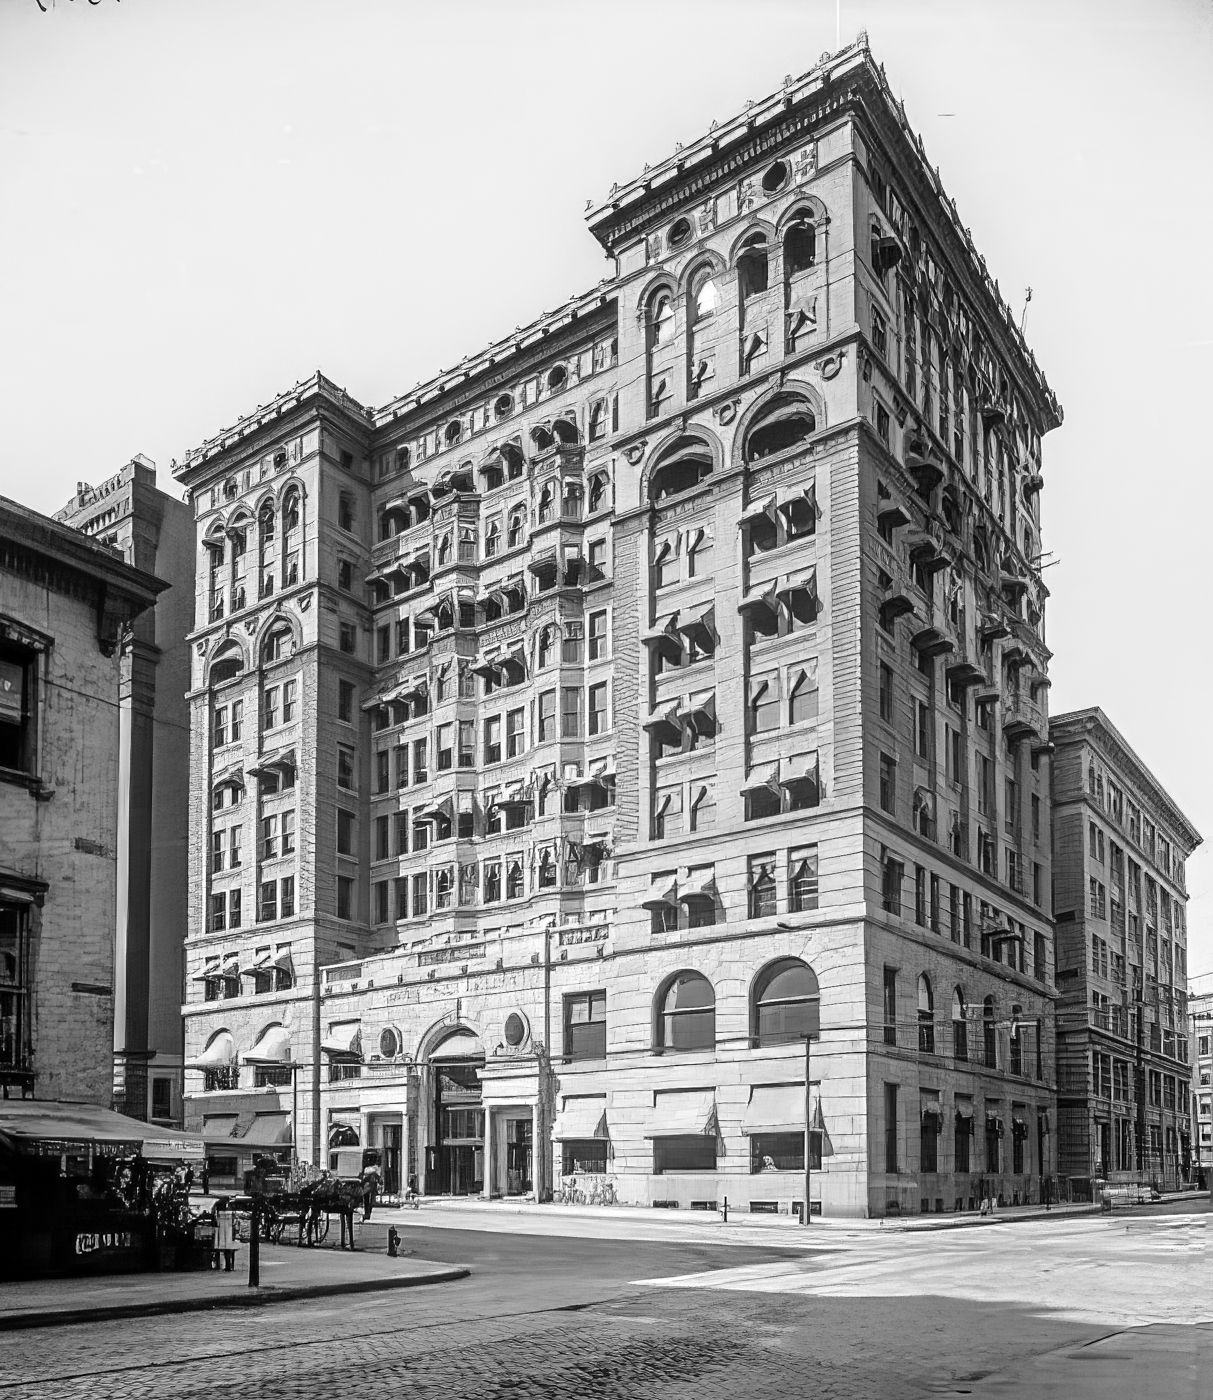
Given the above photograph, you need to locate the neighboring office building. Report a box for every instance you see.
[1190,988,1212,1188]
[0,495,164,1104]
[54,459,194,1125]
[1050,708,1201,1194]
[177,39,1063,1216]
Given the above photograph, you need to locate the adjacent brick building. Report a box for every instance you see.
[54,459,194,1124]
[0,495,164,1105]
[1190,989,1212,1188]
[177,39,1064,1216]
[1050,708,1201,1193]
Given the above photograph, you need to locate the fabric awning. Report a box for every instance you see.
[187,1031,236,1069]
[776,483,818,523]
[201,1116,240,1140]
[270,950,294,975]
[641,613,681,647]
[644,1091,717,1138]
[642,703,682,732]
[241,1113,293,1147]
[741,763,780,795]
[641,878,678,911]
[550,1099,608,1140]
[419,795,454,824]
[742,1084,806,1135]
[677,602,715,640]
[0,1101,189,1156]
[738,580,779,617]
[247,746,296,777]
[679,874,718,904]
[737,494,777,528]
[241,1025,292,1066]
[212,762,244,790]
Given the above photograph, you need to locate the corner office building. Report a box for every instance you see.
[177,40,1063,1217]
[1049,709,1200,1194]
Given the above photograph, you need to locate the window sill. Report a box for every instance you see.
[0,767,51,798]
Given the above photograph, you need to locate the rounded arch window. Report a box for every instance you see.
[261,625,292,664]
[762,160,789,195]
[552,417,578,446]
[547,366,568,393]
[444,421,462,446]
[282,491,301,533]
[648,291,675,348]
[379,1027,401,1058]
[753,958,820,1046]
[494,393,514,419]
[504,1012,527,1048]
[648,436,714,502]
[329,1122,359,1149]
[667,216,692,250]
[258,503,275,540]
[738,232,769,299]
[744,394,816,462]
[657,972,715,1051]
[209,646,243,686]
[689,265,720,323]
[784,218,816,277]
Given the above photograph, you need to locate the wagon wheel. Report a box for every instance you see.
[315,1211,330,1244]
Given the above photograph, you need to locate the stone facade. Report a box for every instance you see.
[0,495,164,1105]
[54,458,194,1123]
[1050,708,1201,1194]
[176,40,1065,1216]
[1190,990,1212,1186]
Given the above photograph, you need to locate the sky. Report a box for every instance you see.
[2,0,1211,980]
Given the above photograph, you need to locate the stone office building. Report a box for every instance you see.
[0,495,164,1104]
[1050,708,1200,1194]
[55,459,194,1124]
[1190,989,1212,1188]
[177,38,1062,1216]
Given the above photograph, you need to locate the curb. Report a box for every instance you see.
[0,1265,470,1332]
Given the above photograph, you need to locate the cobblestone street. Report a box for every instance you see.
[2,1209,1207,1399]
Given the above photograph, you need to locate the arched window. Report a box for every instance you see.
[588,401,605,441]
[538,484,554,523]
[648,437,714,502]
[209,644,243,686]
[435,602,454,632]
[553,418,578,447]
[744,395,816,462]
[656,972,716,1051]
[261,624,292,665]
[648,291,675,348]
[918,975,935,1054]
[753,958,820,1046]
[444,421,462,446]
[257,504,276,600]
[485,520,501,557]
[952,987,968,1061]
[588,472,608,514]
[689,266,720,323]
[983,996,997,1068]
[738,232,769,300]
[508,507,526,549]
[784,219,816,277]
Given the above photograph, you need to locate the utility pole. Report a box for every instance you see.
[802,995,821,1225]
[1134,984,1146,1177]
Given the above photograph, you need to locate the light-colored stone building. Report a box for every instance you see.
[176,39,1063,1216]
[1050,708,1201,1194]
[0,495,164,1105]
[1190,989,1212,1188]
[54,459,194,1124]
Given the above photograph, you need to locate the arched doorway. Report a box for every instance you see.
[428,1028,485,1196]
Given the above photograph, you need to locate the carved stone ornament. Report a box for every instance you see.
[715,399,741,426]
[738,178,756,213]
[624,440,649,466]
[244,618,258,634]
[647,234,662,262]
[696,200,715,235]
[794,144,817,182]
[196,640,209,657]
[860,350,873,383]
[818,351,845,381]
[298,592,312,611]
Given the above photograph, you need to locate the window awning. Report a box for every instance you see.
[777,569,818,622]
[201,1115,240,1140]
[642,703,682,733]
[677,602,715,642]
[419,795,454,824]
[271,950,294,975]
[212,762,245,790]
[241,1025,292,1066]
[644,1091,717,1138]
[737,494,777,528]
[551,1099,608,1141]
[241,1113,293,1146]
[641,613,681,649]
[247,746,296,778]
[742,1084,806,1135]
[780,755,819,791]
[741,763,780,795]
[776,483,818,526]
[186,1031,236,1070]
[397,675,428,703]
[641,878,678,911]
[472,650,503,681]
[679,874,717,905]
[321,1027,362,1059]
[738,580,779,615]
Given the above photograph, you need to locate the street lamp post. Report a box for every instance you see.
[802,995,821,1226]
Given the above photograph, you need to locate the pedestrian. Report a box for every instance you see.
[213,1197,238,1272]
[200,1161,210,1198]
[361,1163,379,1222]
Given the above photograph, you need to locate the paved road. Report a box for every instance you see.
[1,1211,1208,1399]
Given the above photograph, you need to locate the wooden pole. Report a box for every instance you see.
[803,1033,812,1226]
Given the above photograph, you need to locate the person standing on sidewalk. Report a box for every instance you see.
[213,1198,238,1272]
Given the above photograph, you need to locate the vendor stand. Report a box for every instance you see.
[0,1100,206,1278]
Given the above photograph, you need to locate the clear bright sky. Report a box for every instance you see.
[2,0,1211,981]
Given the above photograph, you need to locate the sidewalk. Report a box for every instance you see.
[373,1193,1107,1240]
[0,1243,468,1331]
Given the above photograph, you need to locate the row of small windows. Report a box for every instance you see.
[884,970,1042,1077]
[205,490,303,620]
